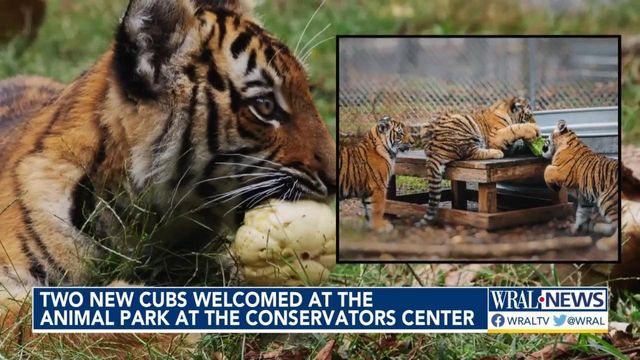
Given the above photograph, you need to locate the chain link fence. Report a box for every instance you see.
[338,37,619,133]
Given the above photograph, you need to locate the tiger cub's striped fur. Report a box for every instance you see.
[418,96,539,224]
[339,116,414,232]
[0,76,63,152]
[542,120,618,235]
[0,0,336,339]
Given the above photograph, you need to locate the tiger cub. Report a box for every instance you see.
[541,120,618,235]
[418,96,539,224]
[0,0,336,339]
[339,116,414,232]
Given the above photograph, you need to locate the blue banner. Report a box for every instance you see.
[31,287,607,333]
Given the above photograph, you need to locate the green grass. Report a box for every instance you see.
[623,56,640,143]
[396,175,451,195]
[1,0,639,359]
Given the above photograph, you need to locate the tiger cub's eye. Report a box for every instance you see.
[253,97,275,117]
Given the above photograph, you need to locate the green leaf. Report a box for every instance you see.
[580,334,629,360]
[526,137,546,157]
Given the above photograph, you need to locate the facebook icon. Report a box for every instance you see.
[491,314,505,328]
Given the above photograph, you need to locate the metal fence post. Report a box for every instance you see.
[526,38,538,110]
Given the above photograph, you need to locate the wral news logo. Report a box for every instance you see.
[490,288,606,311]
[487,288,608,333]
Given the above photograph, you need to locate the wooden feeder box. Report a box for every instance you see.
[386,150,574,230]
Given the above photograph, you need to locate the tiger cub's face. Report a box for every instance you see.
[500,96,536,154]
[114,0,336,212]
[377,116,414,154]
[542,119,571,159]
[508,96,535,124]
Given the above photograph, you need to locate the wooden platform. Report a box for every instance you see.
[387,150,573,230]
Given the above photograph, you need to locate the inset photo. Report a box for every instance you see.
[338,36,620,262]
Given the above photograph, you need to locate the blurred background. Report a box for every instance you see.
[339,37,620,156]
[339,37,618,117]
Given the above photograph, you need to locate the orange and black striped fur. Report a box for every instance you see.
[339,116,414,232]
[418,96,539,224]
[541,120,618,235]
[0,76,64,152]
[0,0,336,351]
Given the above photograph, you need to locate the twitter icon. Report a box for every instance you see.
[553,314,567,326]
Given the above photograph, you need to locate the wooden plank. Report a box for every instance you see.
[438,203,574,230]
[444,167,489,182]
[397,160,547,183]
[439,208,490,228]
[385,200,426,218]
[444,165,546,183]
[339,236,592,259]
[397,151,549,170]
[487,164,547,182]
[478,183,497,213]
[386,200,574,230]
[450,156,547,170]
[487,203,574,229]
[396,152,551,183]
[451,181,467,210]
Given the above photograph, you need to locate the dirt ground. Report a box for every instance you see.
[338,198,618,262]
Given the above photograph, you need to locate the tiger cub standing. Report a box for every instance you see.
[339,116,414,232]
[541,120,618,235]
[418,96,540,224]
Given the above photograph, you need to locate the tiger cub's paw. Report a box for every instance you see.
[571,221,591,235]
[546,182,562,192]
[521,124,541,142]
[488,149,504,159]
[414,218,436,227]
[371,219,394,233]
[592,222,617,237]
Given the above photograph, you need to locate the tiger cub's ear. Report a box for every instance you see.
[114,0,256,101]
[510,96,523,112]
[377,116,391,133]
[556,119,567,133]
[193,0,255,16]
[115,0,199,101]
